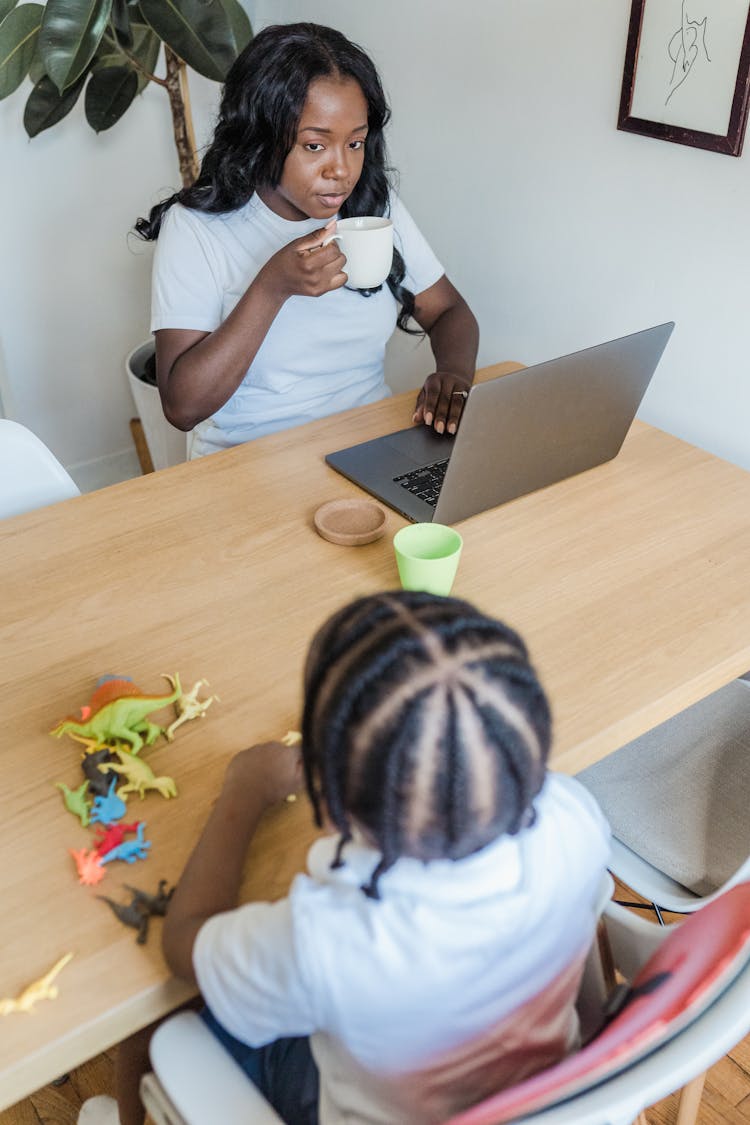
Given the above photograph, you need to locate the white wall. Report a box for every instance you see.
[0,58,221,482]
[253,0,750,472]
[2,1,749,478]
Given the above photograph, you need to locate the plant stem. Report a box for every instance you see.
[102,27,168,88]
[164,45,199,188]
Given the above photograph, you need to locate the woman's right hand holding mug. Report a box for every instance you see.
[259,223,348,301]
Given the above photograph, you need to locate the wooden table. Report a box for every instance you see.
[2,361,750,1110]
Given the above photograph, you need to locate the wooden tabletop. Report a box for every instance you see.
[2,361,750,1108]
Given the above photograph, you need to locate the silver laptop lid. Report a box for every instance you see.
[432,322,674,524]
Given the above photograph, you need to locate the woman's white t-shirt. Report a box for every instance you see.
[150,192,444,457]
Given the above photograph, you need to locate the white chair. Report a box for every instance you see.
[604,838,750,915]
[579,678,750,913]
[140,883,750,1125]
[142,1014,284,1125]
[0,419,80,518]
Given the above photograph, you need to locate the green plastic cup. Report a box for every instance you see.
[393,523,463,596]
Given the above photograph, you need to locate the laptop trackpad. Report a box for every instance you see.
[382,425,454,469]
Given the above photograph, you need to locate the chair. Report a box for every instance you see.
[0,419,80,518]
[140,882,750,1125]
[578,678,750,913]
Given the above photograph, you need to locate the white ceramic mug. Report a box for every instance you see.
[324,216,394,289]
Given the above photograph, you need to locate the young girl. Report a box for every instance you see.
[136,23,479,459]
[160,591,611,1124]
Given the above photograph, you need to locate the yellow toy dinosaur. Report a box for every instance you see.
[101,748,177,800]
[162,673,218,740]
[0,953,74,1015]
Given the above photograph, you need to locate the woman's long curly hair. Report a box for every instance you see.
[135,22,416,329]
[301,592,553,899]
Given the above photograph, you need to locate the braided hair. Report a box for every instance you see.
[301,591,552,899]
[135,22,417,331]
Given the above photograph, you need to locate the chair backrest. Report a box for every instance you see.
[445,882,750,1124]
[0,420,80,519]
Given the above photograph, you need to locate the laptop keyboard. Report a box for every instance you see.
[393,460,449,507]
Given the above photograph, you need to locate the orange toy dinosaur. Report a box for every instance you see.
[50,676,183,755]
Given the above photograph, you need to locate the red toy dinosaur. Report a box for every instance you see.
[93,821,141,858]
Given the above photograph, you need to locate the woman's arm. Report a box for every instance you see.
[411,275,479,435]
[162,742,302,983]
[156,226,347,432]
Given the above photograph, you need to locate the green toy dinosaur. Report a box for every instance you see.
[55,780,91,826]
[50,676,183,755]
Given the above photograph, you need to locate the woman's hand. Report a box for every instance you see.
[222,741,303,811]
[413,371,473,435]
[258,223,348,301]
[155,225,347,431]
[409,276,478,435]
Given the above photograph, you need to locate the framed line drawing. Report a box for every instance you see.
[618,0,750,155]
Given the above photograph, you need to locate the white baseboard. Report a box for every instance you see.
[67,448,142,494]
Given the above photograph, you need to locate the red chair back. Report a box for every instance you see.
[445,883,750,1125]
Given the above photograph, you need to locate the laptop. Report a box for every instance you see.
[325,322,674,524]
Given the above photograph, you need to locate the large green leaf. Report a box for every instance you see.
[91,43,125,71]
[0,0,19,24]
[138,0,235,81]
[85,62,137,129]
[217,0,251,54]
[27,43,45,83]
[130,20,160,92]
[39,0,112,93]
[23,72,85,135]
[111,0,133,48]
[92,17,159,93]
[0,3,42,99]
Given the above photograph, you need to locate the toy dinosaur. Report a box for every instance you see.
[80,746,120,798]
[281,731,301,802]
[70,847,106,886]
[55,780,91,826]
[98,822,151,865]
[125,878,174,916]
[89,778,127,826]
[67,731,112,754]
[0,952,74,1015]
[93,820,141,857]
[98,879,174,944]
[50,675,184,755]
[102,748,177,800]
[163,673,218,740]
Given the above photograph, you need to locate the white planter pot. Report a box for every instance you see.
[125,340,187,471]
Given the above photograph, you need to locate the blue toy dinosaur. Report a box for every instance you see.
[98,822,151,865]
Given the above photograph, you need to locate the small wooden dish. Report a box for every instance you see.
[313,498,387,546]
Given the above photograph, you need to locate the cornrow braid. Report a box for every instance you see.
[301,592,552,899]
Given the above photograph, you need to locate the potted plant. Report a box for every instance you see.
[0,0,252,469]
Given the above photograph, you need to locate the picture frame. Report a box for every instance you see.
[618,0,750,156]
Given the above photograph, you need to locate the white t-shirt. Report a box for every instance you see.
[193,773,611,1124]
[150,192,444,457]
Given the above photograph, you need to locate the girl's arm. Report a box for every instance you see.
[162,742,302,984]
[155,227,347,432]
[411,276,479,435]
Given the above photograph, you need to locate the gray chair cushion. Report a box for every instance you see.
[578,680,750,895]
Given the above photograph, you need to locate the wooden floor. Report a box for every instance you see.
[2,884,750,1124]
[0,1049,117,1125]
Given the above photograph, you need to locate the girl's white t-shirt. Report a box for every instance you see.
[193,773,611,1124]
[150,192,444,457]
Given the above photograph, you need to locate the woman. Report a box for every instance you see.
[136,22,478,458]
